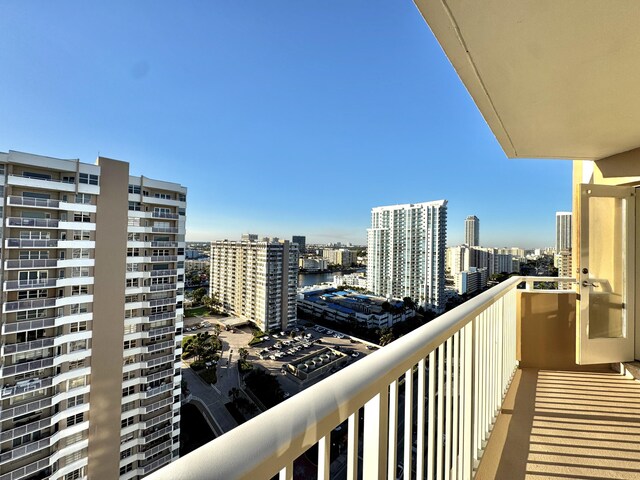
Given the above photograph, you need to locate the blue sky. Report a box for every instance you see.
[0,1,571,248]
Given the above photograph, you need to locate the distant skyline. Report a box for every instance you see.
[0,2,571,248]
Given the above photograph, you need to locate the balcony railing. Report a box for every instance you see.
[151,211,179,219]
[4,298,56,313]
[4,278,58,290]
[7,196,61,209]
[6,217,59,229]
[151,226,179,233]
[0,457,50,480]
[148,276,571,480]
[150,269,177,277]
[5,238,59,249]
[2,337,55,355]
[4,259,57,270]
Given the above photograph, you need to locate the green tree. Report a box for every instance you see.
[238,347,249,361]
[192,287,207,305]
[378,327,395,346]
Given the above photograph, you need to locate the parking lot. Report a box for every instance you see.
[247,324,377,395]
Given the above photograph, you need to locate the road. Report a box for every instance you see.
[181,367,238,435]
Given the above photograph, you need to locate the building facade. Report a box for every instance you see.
[555,212,572,252]
[454,267,488,295]
[367,201,447,312]
[291,236,306,254]
[0,150,186,480]
[210,239,298,332]
[464,215,479,246]
[322,248,355,267]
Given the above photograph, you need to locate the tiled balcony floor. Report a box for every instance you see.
[476,368,640,480]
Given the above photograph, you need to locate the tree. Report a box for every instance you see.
[238,348,249,361]
[402,297,416,310]
[378,327,395,346]
[192,287,207,305]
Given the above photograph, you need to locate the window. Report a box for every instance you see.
[72,249,90,259]
[127,248,140,257]
[73,230,91,240]
[62,175,75,184]
[68,359,85,370]
[17,310,46,321]
[68,394,84,408]
[123,355,137,366]
[19,250,48,259]
[70,303,89,314]
[69,340,87,352]
[64,468,84,480]
[128,232,141,241]
[121,400,136,413]
[23,171,52,181]
[126,263,140,272]
[178,194,186,202]
[71,267,90,277]
[124,309,138,319]
[128,184,141,194]
[154,192,172,200]
[126,278,138,288]
[123,340,137,350]
[78,173,99,185]
[128,201,141,211]
[75,193,92,204]
[71,285,89,295]
[69,321,88,332]
[121,416,135,428]
[67,412,84,426]
[122,386,135,397]
[119,464,133,475]
[125,295,138,304]
[73,212,91,223]
[68,376,86,390]
[120,447,133,460]
[18,289,47,300]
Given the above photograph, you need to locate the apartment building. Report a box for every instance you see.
[464,215,479,246]
[454,266,488,295]
[0,150,186,480]
[322,248,355,267]
[367,201,447,312]
[209,238,298,332]
[291,235,306,254]
[555,211,572,252]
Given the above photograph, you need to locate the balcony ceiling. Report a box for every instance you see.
[414,0,640,160]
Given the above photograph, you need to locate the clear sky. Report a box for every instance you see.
[0,1,571,248]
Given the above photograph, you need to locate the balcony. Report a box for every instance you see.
[147,276,640,480]
[6,217,59,229]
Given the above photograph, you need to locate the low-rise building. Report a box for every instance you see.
[454,267,488,295]
[297,287,414,329]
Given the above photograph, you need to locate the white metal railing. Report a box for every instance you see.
[148,276,573,480]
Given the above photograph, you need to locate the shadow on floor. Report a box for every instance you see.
[477,368,640,480]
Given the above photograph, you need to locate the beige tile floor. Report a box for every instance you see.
[476,368,640,480]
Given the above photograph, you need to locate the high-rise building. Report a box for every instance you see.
[210,238,298,332]
[367,201,447,312]
[555,212,572,252]
[0,150,186,480]
[291,235,306,254]
[465,215,480,246]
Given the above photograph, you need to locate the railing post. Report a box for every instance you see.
[461,321,475,479]
[363,389,389,480]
